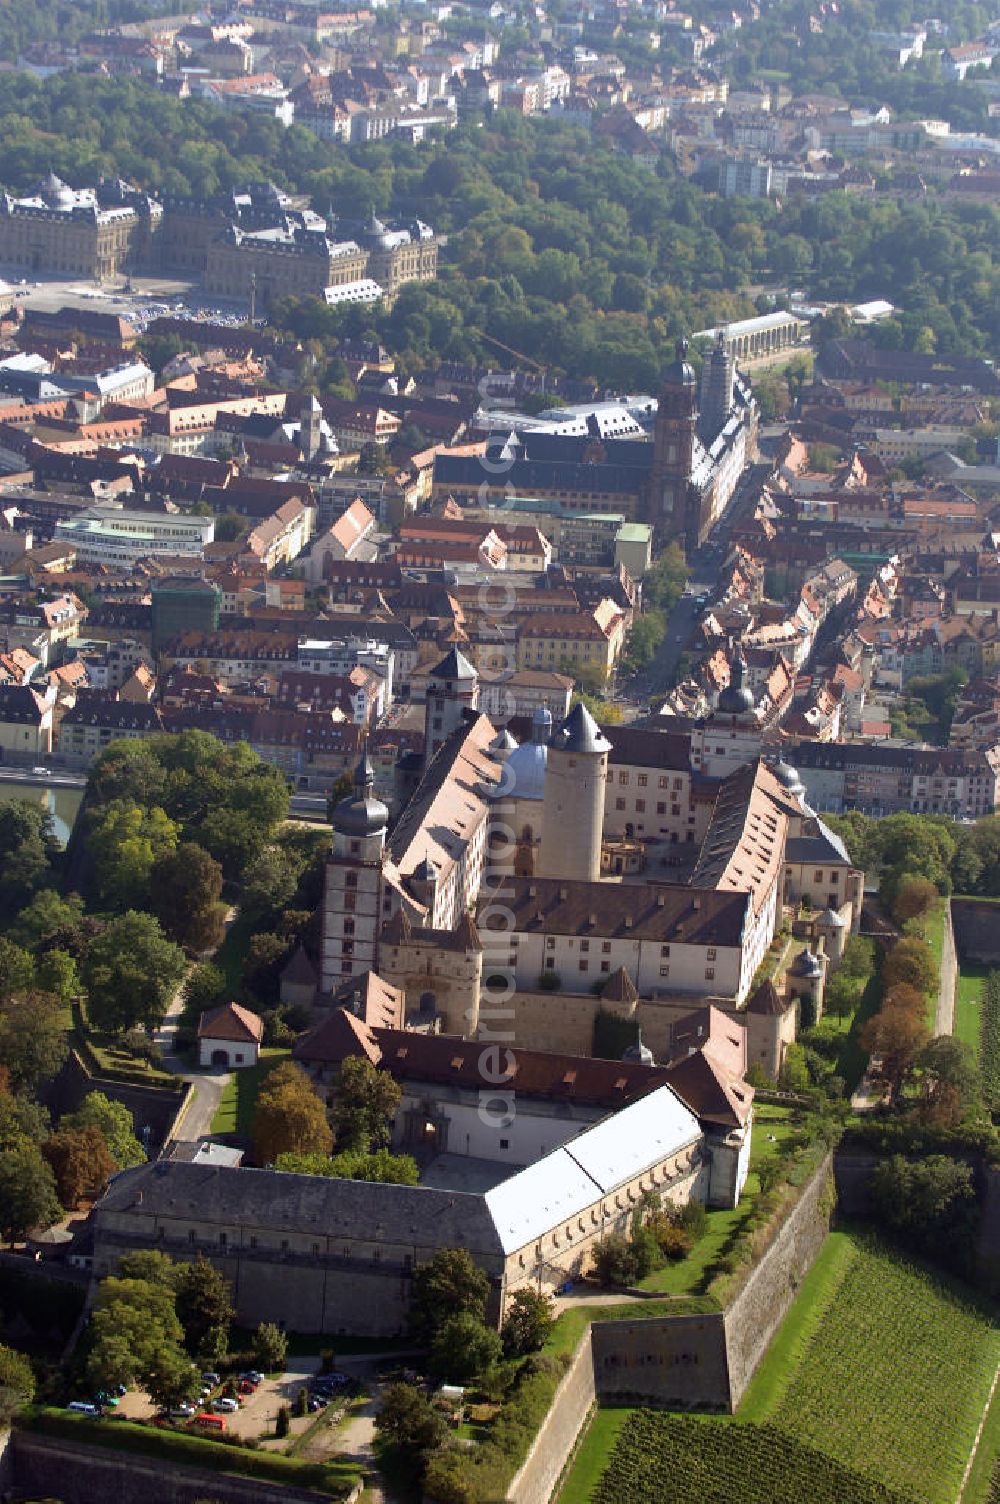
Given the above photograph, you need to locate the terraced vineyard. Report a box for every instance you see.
[592,1415,916,1504]
[569,1234,1000,1504]
[772,1238,999,1501]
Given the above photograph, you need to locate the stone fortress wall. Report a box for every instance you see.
[507,1154,833,1503]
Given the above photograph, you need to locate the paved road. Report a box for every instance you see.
[152,910,239,1145]
[632,460,773,700]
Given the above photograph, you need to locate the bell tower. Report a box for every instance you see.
[649,338,698,542]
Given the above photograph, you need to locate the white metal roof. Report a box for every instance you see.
[483,1085,702,1254]
[484,1149,600,1255]
[563,1086,701,1192]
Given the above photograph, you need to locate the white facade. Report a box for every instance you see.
[54,506,214,566]
[198,1034,260,1069]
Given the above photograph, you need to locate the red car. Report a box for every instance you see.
[238,1379,257,1395]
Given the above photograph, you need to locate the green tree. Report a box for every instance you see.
[643,542,689,611]
[146,1345,201,1411]
[174,1255,235,1353]
[0,938,35,1001]
[0,1093,48,1151]
[869,1154,976,1263]
[890,876,938,925]
[375,1381,448,1461]
[184,962,226,1015]
[409,1248,489,1344]
[87,1274,190,1400]
[240,844,301,923]
[116,1250,178,1286]
[0,800,58,922]
[149,843,225,952]
[80,911,186,1035]
[0,1143,61,1244]
[35,948,79,1001]
[429,1312,502,1381]
[501,1288,554,1357]
[252,1322,288,1373]
[88,800,179,910]
[882,937,938,996]
[0,1343,35,1421]
[8,889,88,954]
[275,1404,290,1438]
[66,1092,145,1169]
[0,992,68,1091]
[331,1055,401,1152]
[915,1036,980,1125]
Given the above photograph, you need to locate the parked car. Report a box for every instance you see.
[67,1401,99,1416]
[212,1397,239,1414]
[169,1403,196,1418]
[192,1413,226,1432]
[201,1372,221,1386]
[241,1370,264,1385]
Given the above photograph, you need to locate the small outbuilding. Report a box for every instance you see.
[197,1002,264,1070]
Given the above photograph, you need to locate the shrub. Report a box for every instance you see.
[656,1223,693,1261]
[275,1405,290,1439]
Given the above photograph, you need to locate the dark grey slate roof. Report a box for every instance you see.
[97,1160,505,1258]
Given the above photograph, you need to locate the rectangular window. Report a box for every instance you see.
[602,941,611,953]
[619,772,628,785]
[707,948,717,961]
[637,774,647,787]
[616,798,626,811]
[705,968,715,981]
[636,800,645,813]
[660,965,669,977]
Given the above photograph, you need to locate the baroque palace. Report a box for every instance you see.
[0,176,438,306]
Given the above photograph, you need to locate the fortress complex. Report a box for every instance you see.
[91,650,858,1336]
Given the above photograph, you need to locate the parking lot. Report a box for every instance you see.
[113,1356,338,1442]
[2,270,253,332]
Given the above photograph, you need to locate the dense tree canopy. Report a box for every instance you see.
[0,74,998,392]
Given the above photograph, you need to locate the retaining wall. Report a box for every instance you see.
[8,1433,346,1504]
[506,1336,596,1504]
[723,1153,833,1406]
[950,898,1000,967]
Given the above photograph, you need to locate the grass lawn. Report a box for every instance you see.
[635,1105,799,1297]
[211,1048,290,1136]
[213,909,257,996]
[555,1407,631,1504]
[910,900,946,1030]
[956,964,989,1059]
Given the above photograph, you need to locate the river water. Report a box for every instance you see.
[0,778,83,846]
